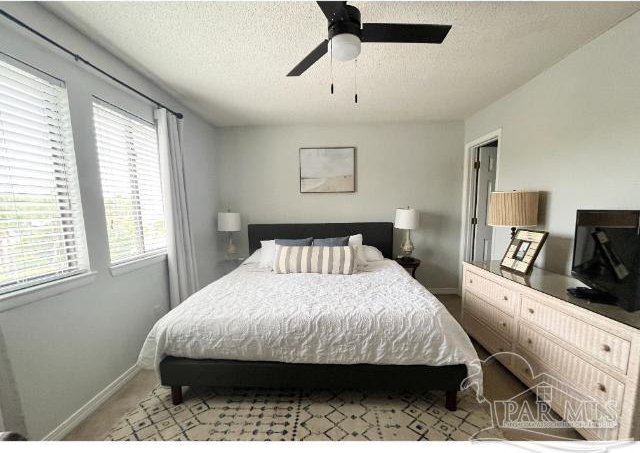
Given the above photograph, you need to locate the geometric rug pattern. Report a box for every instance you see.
[105,386,503,441]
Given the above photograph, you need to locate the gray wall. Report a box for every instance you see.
[218,122,464,290]
[465,11,640,274]
[0,3,220,439]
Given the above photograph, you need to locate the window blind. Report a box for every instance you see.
[0,57,89,295]
[93,100,166,264]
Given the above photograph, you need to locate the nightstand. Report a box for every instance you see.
[217,258,244,278]
[395,257,420,278]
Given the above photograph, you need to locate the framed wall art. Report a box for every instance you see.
[500,229,549,274]
[299,147,355,193]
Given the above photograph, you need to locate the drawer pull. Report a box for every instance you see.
[602,344,611,352]
[597,383,606,392]
[527,338,533,345]
[500,322,507,327]
[528,308,534,314]
[503,295,509,301]
[470,279,473,284]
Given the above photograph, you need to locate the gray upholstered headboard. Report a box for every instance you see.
[247,222,394,259]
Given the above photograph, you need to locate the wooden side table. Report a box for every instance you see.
[217,258,244,278]
[395,257,421,278]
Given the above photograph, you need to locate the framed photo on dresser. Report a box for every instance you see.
[500,229,549,274]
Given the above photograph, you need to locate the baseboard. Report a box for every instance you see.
[42,364,138,441]
[428,288,459,295]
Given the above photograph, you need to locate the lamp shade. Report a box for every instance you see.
[394,208,419,230]
[488,191,539,227]
[218,212,241,232]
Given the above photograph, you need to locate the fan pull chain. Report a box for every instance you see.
[354,58,358,104]
[330,40,334,95]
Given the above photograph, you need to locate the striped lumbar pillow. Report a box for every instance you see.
[273,245,356,275]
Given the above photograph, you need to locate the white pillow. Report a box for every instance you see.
[346,233,384,267]
[243,249,262,265]
[348,234,367,268]
[258,240,276,268]
[361,245,384,262]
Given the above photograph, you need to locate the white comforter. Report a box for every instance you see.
[138,260,481,391]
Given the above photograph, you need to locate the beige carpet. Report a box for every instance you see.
[105,385,503,441]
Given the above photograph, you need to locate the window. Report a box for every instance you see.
[0,57,89,295]
[93,100,166,265]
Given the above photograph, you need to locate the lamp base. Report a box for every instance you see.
[400,229,414,258]
[226,233,237,260]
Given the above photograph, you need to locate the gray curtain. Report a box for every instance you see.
[155,109,199,308]
[0,326,27,436]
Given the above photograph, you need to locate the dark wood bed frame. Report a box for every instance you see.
[160,222,466,411]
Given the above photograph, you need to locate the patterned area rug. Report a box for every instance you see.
[106,386,503,441]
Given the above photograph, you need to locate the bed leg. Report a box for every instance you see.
[171,386,183,405]
[445,390,457,411]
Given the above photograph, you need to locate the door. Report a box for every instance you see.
[471,146,497,261]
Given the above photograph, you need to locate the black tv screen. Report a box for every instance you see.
[572,210,640,312]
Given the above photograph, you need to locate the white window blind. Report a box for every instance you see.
[0,57,89,295]
[93,100,166,265]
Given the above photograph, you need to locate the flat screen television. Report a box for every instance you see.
[571,210,640,312]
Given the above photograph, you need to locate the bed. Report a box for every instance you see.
[137,222,481,411]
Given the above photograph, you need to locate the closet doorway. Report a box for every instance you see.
[461,131,500,263]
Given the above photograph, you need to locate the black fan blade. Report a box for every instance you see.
[361,23,452,44]
[287,40,328,76]
[317,1,348,21]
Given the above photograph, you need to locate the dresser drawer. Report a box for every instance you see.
[465,270,517,315]
[520,296,631,373]
[518,324,625,411]
[464,291,515,340]
[513,347,620,441]
[463,313,512,366]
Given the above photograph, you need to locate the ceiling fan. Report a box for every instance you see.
[287,1,452,77]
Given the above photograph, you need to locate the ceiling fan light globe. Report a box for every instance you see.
[331,33,361,61]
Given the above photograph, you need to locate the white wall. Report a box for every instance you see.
[0,3,220,439]
[465,11,640,274]
[218,122,464,290]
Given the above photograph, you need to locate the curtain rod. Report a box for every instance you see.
[0,8,184,119]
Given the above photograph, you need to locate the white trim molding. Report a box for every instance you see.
[0,271,98,313]
[41,364,138,441]
[458,128,503,292]
[109,252,167,277]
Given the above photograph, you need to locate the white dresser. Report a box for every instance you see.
[462,261,640,440]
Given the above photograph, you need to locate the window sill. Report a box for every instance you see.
[109,253,167,277]
[0,271,98,313]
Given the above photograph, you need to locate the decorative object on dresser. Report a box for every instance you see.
[395,256,420,278]
[500,229,548,275]
[394,207,419,258]
[461,260,640,441]
[218,211,241,259]
[488,191,539,239]
[299,147,355,193]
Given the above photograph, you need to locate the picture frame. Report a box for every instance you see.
[299,147,356,193]
[500,229,549,274]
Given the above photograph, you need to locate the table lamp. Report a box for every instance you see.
[487,191,539,239]
[394,207,419,259]
[218,211,241,259]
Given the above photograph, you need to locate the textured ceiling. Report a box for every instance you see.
[44,1,640,127]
